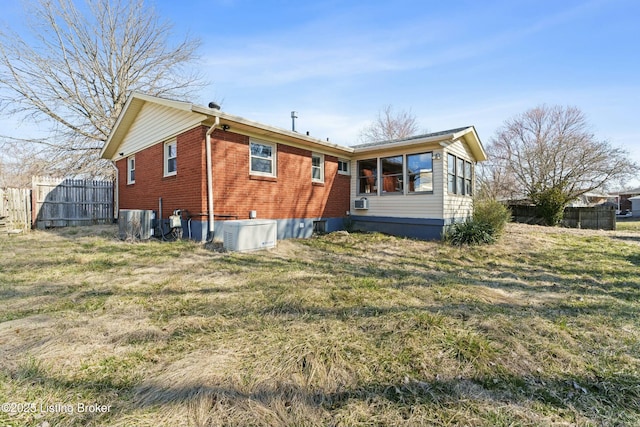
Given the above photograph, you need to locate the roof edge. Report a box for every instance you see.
[353,126,487,162]
[196,107,354,155]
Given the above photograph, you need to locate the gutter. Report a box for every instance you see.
[205,116,220,241]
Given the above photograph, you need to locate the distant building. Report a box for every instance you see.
[611,187,640,212]
[629,196,640,217]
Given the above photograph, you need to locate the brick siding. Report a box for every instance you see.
[117,126,350,222]
[118,126,207,219]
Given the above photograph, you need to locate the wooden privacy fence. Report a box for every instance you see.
[509,204,616,230]
[563,206,616,230]
[0,188,31,233]
[33,176,114,229]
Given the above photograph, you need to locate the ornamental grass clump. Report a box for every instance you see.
[445,220,496,246]
[446,199,511,246]
[472,198,512,236]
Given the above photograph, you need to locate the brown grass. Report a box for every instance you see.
[1,223,639,426]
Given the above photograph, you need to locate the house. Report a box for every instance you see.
[567,191,611,208]
[612,187,640,213]
[629,196,640,217]
[100,93,486,241]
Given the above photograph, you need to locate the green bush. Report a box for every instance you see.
[472,199,512,236]
[445,220,496,246]
[445,198,511,246]
[531,187,567,226]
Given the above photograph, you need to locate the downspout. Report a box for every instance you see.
[205,116,220,241]
[110,161,119,222]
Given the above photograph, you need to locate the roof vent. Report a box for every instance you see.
[208,102,221,110]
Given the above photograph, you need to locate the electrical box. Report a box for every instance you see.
[223,219,277,252]
[169,215,182,228]
[354,198,369,210]
[118,209,155,240]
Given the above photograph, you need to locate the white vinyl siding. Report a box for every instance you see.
[116,102,206,160]
[443,139,474,220]
[351,148,444,219]
[351,139,477,221]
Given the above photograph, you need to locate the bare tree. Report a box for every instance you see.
[486,105,637,223]
[0,140,51,188]
[358,105,421,143]
[0,0,205,178]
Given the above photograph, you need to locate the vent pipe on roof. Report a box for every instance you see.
[291,111,298,132]
[209,102,220,110]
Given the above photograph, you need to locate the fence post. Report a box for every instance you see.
[577,210,581,229]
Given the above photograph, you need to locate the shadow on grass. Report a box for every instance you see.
[130,372,640,425]
[4,339,638,425]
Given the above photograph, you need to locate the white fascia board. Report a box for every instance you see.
[192,105,355,155]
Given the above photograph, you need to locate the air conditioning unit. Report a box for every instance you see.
[118,209,155,240]
[223,219,277,252]
[354,198,369,210]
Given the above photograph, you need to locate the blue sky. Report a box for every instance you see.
[2,0,640,185]
[154,0,639,175]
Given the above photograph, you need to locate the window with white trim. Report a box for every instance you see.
[312,152,324,182]
[164,140,177,176]
[127,155,135,184]
[337,159,350,175]
[250,140,276,177]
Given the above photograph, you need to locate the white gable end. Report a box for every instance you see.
[114,102,206,160]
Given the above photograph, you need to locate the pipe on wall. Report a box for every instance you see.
[205,116,220,241]
[110,161,119,220]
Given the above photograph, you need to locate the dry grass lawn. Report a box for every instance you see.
[0,222,639,426]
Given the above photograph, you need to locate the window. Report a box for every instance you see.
[337,159,350,175]
[381,155,404,193]
[457,157,465,196]
[313,220,327,234]
[447,153,473,196]
[250,140,276,177]
[357,158,377,194]
[164,140,177,176]
[407,152,433,193]
[465,161,473,195]
[447,154,456,194]
[312,152,324,182]
[127,156,135,184]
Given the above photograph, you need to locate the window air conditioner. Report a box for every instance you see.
[354,198,369,210]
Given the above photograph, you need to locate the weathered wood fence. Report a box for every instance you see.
[509,204,616,230]
[32,177,114,229]
[0,188,31,233]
